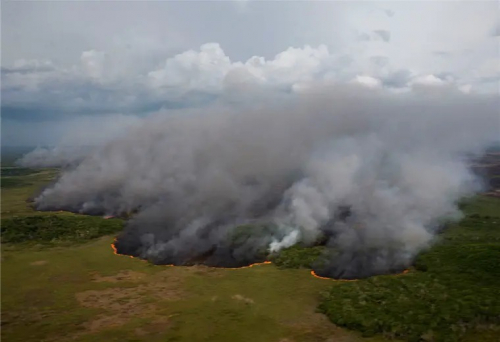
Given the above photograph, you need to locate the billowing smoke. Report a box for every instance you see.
[17,146,93,168]
[16,114,142,169]
[24,84,499,278]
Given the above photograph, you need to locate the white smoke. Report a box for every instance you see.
[16,146,92,168]
[22,83,499,278]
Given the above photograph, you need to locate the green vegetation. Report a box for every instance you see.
[229,224,277,244]
[271,245,326,269]
[1,177,32,189]
[1,167,39,188]
[1,215,124,245]
[319,196,500,342]
[1,166,123,246]
[1,168,58,218]
[2,167,40,177]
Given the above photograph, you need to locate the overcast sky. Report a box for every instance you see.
[2,0,499,146]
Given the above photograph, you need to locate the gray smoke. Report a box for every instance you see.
[25,83,499,278]
[17,113,141,169]
[17,146,93,169]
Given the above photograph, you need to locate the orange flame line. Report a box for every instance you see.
[310,270,358,281]
[222,261,272,269]
[111,240,409,278]
[310,268,410,281]
[310,270,333,280]
[111,239,146,261]
[111,240,271,268]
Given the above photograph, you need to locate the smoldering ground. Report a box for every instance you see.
[20,84,499,278]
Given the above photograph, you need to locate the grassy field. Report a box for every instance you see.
[1,166,499,341]
[1,167,382,342]
[1,168,59,218]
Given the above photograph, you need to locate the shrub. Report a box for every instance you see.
[271,245,326,269]
[1,215,124,244]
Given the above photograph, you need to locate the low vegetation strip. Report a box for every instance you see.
[1,167,39,177]
[319,196,500,342]
[1,215,124,244]
[1,177,32,189]
[1,167,39,188]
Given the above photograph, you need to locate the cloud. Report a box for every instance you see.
[355,30,391,43]
[384,9,395,17]
[81,50,106,79]
[380,69,413,89]
[2,1,499,146]
[356,32,372,42]
[3,41,483,131]
[412,74,447,87]
[433,51,453,58]
[1,59,55,75]
[370,56,390,67]
[489,20,500,37]
[148,43,232,91]
[372,30,391,42]
[352,75,382,88]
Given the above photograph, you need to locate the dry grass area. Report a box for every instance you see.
[75,270,182,335]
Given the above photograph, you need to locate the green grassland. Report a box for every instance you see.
[1,166,499,341]
[1,168,59,217]
[1,168,381,342]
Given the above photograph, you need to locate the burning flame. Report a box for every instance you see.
[111,240,409,279]
[310,270,358,281]
[111,239,136,260]
[110,239,270,268]
[310,268,410,281]
[222,261,272,269]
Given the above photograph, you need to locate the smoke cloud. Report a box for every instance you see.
[24,83,499,278]
[17,146,92,168]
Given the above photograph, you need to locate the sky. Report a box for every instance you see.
[2,0,499,146]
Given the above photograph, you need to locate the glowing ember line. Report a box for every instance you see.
[310,270,332,280]
[110,240,270,268]
[222,261,272,269]
[111,241,408,278]
[111,239,135,261]
[310,269,410,281]
[310,270,358,281]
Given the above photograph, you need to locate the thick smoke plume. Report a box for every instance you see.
[24,84,499,278]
